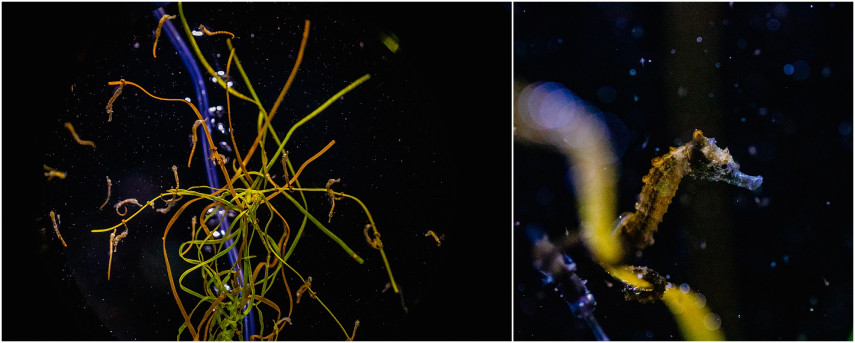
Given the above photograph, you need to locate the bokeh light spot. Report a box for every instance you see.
[792,60,810,81]
[631,25,644,38]
[703,313,722,331]
[766,18,781,31]
[597,85,617,104]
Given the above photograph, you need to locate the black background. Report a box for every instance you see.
[4,2,510,340]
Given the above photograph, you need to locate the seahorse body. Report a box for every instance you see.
[617,130,762,251]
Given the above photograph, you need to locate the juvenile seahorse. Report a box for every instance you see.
[616,129,763,251]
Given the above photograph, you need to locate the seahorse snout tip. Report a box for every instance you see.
[745,174,763,191]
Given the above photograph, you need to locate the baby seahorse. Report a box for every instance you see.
[616,129,763,251]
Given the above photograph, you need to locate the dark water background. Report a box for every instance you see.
[4,2,509,340]
[515,2,852,340]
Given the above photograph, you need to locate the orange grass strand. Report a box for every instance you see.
[268,203,291,257]
[251,262,269,290]
[181,216,197,256]
[286,140,335,188]
[242,20,310,168]
[251,295,283,334]
[265,19,310,133]
[280,265,295,318]
[107,80,206,122]
[106,80,212,146]
[262,175,314,263]
[163,197,204,340]
[253,198,291,266]
[207,145,243,209]
[254,200,292,261]
[261,141,334,205]
[264,74,371,175]
[199,292,229,341]
[197,202,220,238]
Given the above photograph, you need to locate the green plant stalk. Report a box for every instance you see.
[278,191,364,264]
[264,73,372,174]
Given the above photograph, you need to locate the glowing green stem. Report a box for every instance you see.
[263,73,372,174]
[279,191,364,264]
